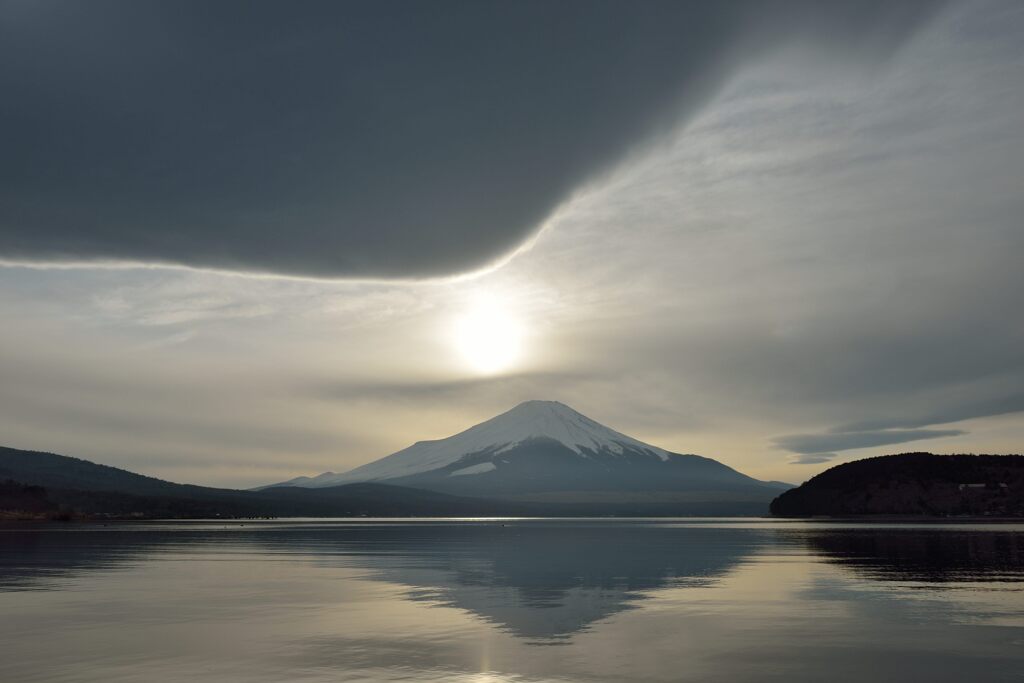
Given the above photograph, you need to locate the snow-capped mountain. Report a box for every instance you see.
[298,400,667,485]
[267,401,788,506]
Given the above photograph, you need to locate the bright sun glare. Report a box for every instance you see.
[454,297,525,374]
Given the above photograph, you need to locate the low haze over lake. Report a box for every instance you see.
[3,520,1023,682]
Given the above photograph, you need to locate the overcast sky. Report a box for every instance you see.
[2,0,1022,488]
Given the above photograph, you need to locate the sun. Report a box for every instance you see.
[454,297,525,374]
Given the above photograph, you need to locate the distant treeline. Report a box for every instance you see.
[771,453,1024,517]
[0,479,61,519]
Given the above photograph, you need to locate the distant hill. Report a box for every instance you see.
[0,446,225,497]
[0,446,527,518]
[770,453,1024,517]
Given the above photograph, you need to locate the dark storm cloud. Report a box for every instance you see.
[774,428,965,456]
[0,0,940,278]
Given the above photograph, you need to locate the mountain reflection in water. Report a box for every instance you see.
[2,521,761,640]
[2,520,1023,683]
[253,522,762,640]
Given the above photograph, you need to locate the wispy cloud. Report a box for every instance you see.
[788,453,840,465]
[774,429,965,456]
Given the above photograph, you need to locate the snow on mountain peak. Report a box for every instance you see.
[322,400,670,484]
[488,400,667,457]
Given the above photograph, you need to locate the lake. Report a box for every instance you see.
[1,519,1022,682]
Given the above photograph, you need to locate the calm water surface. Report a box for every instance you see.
[1,519,1022,682]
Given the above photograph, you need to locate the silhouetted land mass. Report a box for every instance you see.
[0,446,769,518]
[0,446,529,518]
[771,453,1024,517]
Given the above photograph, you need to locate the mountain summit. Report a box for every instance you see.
[268,401,788,508]
[334,400,668,482]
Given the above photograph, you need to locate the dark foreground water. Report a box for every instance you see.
[1,519,1022,683]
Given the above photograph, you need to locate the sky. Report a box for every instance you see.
[1,0,1022,488]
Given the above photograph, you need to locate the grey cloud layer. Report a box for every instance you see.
[775,394,1024,464]
[836,394,1024,433]
[0,0,938,278]
[774,429,966,456]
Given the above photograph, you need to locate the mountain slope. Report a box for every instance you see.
[0,446,201,496]
[268,400,788,504]
[0,445,774,518]
[0,446,527,518]
[282,400,667,487]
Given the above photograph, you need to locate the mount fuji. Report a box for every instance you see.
[266,401,789,509]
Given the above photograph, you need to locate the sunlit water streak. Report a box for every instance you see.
[1,519,1022,682]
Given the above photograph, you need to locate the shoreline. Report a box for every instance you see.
[3,514,1024,525]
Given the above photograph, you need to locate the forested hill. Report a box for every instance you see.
[770,453,1024,517]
